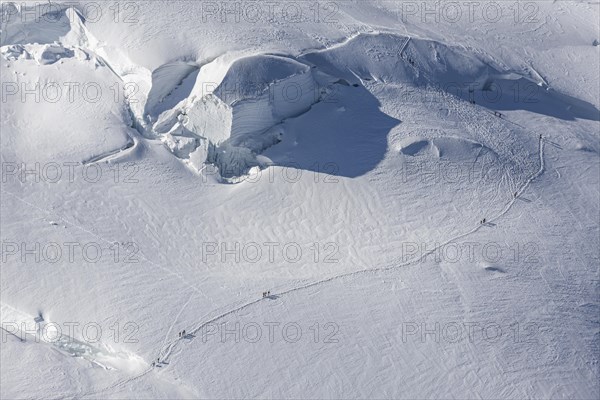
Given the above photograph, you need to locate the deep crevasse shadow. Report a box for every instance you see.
[263,84,401,179]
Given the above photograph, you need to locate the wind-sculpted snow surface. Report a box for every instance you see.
[1,1,599,399]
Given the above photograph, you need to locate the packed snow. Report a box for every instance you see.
[1,1,599,399]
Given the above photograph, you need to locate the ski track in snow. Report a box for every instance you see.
[72,124,546,398]
[1,39,548,391]
[159,293,194,356]
[0,13,565,395]
[399,36,411,57]
[2,47,547,393]
[2,2,598,398]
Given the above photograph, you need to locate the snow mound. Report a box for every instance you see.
[399,139,431,156]
[0,4,140,164]
[301,32,508,91]
[437,137,498,159]
[302,32,599,121]
[1,3,100,50]
[1,47,133,164]
[0,3,73,46]
[213,54,312,105]
[399,136,496,160]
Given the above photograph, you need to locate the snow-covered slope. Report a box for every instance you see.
[1,1,599,399]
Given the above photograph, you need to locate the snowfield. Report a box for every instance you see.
[1,1,599,399]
